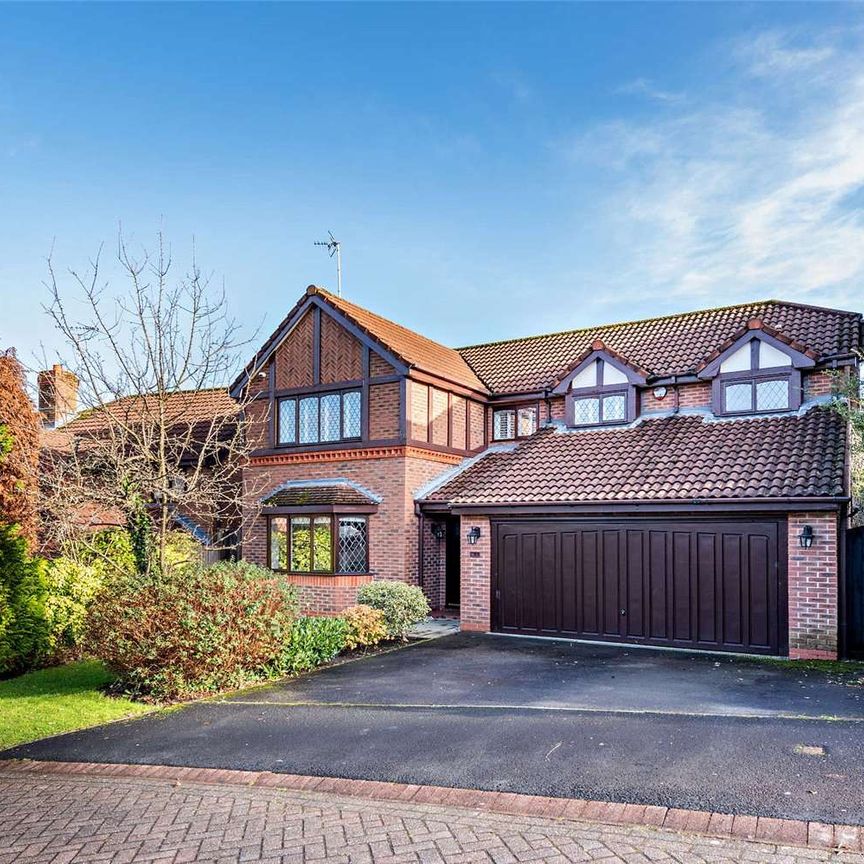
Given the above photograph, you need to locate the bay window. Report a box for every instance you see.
[269,514,368,574]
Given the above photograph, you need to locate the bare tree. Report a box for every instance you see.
[831,358,864,525]
[41,230,267,577]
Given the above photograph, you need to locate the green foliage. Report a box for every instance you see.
[830,365,864,510]
[356,581,430,640]
[0,523,51,675]
[125,505,152,578]
[282,615,348,674]
[342,604,388,650]
[85,560,299,701]
[0,423,12,461]
[43,557,105,656]
[0,660,149,749]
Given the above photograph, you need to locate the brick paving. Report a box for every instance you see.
[2,768,864,864]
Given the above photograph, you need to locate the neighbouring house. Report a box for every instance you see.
[37,366,239,560]
[230,285,861,661]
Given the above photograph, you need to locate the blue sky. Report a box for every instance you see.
[2,2,863,380]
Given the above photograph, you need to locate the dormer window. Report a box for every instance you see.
[698,327,814,417]
[553,346,645,428]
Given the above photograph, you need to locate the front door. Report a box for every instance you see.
[445,516,461,608]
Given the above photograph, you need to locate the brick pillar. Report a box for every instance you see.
[460,515,491,632]
[787,512,839,660]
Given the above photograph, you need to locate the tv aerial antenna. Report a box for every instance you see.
[314,231,342,297]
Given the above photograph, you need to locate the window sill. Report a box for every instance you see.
[273,572,373,587]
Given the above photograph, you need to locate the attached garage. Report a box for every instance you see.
[493,519,786,655]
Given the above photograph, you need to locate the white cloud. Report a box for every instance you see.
[615,77,685,103]
[566,28,864,313]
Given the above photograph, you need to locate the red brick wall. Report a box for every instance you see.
[430,388,449,446]
[368,381,400,439]
[787,512,839,660]
[802,369,836,400]
[451,396,466,451]
[245,398,270,450]
[320,313,363,384]
[409,381,429,442]
[421,516,448,610]
[274,311,314,389]
[460,515,491,631]
[242,449,457,614]
[640,381,711,413]
[370,352,395,377]
[468,401,486,451]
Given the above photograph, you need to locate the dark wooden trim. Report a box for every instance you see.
[361,346,371,443]
[263,504,378,515]
[266,512,370,574]
[399,377,408,441]
[551,348,646,396]
[418,498,846,516]
[267,362,276,447]
[565,385,636,427]
[312,306,321,386]
[407,368,488,400]
[712,368,802,416]
[698,331,816,380]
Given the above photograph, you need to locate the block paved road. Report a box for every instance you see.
[2,768,862,864]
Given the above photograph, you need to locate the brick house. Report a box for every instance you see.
[230,286,861,660]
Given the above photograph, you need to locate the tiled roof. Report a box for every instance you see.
[314,288,487,393]
[262,483,377,508]
[60,388,237,434]
[458,300,862,393]
[423,408,847,505]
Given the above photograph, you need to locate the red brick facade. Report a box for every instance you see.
[787,512,839,660]
[459,516,491,632]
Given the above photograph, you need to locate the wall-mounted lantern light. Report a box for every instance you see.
[431,523,446,541]
[467,526,481,545]
[799,524,815,549]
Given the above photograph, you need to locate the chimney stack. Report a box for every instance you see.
[38,364,79,427]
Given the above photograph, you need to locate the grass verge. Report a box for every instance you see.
[0,661,151,750]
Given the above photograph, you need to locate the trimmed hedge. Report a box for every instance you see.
[283,616,348,673]
[356,581,429,639]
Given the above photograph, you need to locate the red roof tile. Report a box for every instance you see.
[424,408,847,504]
[262,483,377,508]
[458,300,862,393]
[315,288,487,393]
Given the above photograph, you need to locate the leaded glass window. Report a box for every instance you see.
[278,399,296,444]
[756,379,789,411]
[338,517,367,573]
[602,394,626,422]
[725,383,753,413]
[320,393,341,442]
[493,409,516,440]
[342,390,361,438]
[517,407,537,437]
[299,397,319,444]
[277,389,362,446]
[573,397,600,425]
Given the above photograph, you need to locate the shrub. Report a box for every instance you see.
[356,581,429,640]
[85,560,299,701]
[0,523,51,674]
[282,616,347,674]
[43,556,105,658]
[342,604,387,650]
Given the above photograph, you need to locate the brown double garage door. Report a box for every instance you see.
[493,519,786,655]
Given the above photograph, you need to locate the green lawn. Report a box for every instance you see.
[0,661,151,750]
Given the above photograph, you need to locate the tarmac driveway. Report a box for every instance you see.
[5,633,864,825]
